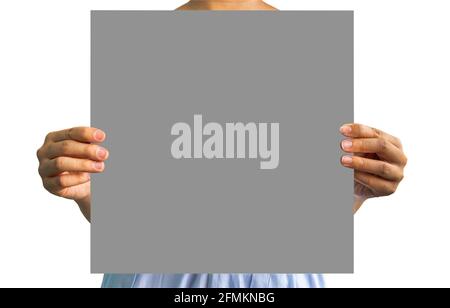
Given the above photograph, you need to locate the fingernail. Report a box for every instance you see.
[340,125,352,135]
[96,147,108,159]
[93,162,104,170]
[341,140,353,150]
[94,130,105,142]
[341,155,353,165]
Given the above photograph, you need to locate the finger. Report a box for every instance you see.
[341,138,407,165]
[354,171,398,196]
[341,155,404,181]
[340,123,402,149]
[46,127,106,143]
[43,173,91,192]
[45,140,109,161]
[39,157,105,177]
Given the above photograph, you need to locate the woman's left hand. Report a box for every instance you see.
[339,124,408,213]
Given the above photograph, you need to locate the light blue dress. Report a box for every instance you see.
[102,273,324,288]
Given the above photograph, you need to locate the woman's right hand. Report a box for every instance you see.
[37,127,109,220]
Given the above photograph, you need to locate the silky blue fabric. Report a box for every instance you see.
[102,273,324,288]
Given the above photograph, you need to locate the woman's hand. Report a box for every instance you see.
[339,124,407,213]
[37,127,109,220]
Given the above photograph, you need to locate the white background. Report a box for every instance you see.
[0,0,449,288]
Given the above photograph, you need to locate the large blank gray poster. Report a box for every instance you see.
[91,11,354,273]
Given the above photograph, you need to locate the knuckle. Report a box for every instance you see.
[358,140,368,152]
[42,178,59,194]
[44,132,53,143]
[60,140,71,154]
[384,182,397,195]
[54,157,66,170]
[80,127,90,140]
[85,145,94,157]
[381,163,391,177]
[84,173,91,181]
[351,124,360,134]
[36,147,42,160]
[48,186,61,196]
[54,176,63,187]
[373,128,382,138]
[365,176,374,188]
[42,181,50,190]
[57,176,67,188]
[355,157,365,169]
[402,154,408,166]
[42,178,53,191]
[38,164,44,177]
[67,127,75,140]
[43,183,53,193]
[352,139,361,151]
[84,160,93,170]
[366,177,376,189]
[378,138,388,153]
